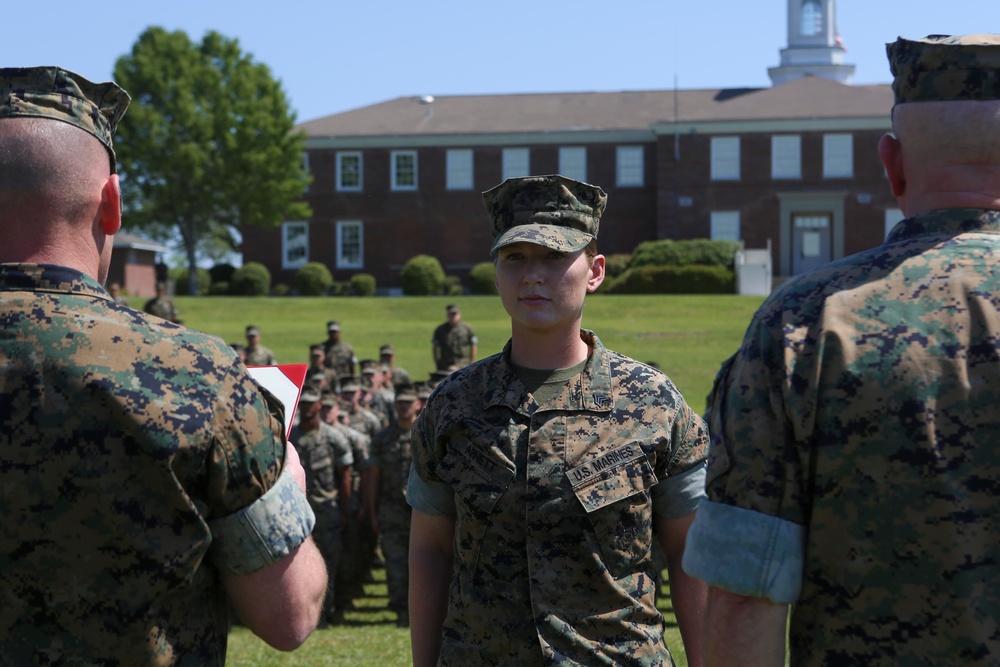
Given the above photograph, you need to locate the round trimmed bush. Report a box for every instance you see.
[296,262,333,296]
[400,254,446,296]
[350,273,376,296]
[173,267,211,296]
[230,262,272,296]
[468,262,497,295]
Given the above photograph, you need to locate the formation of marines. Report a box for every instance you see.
[224,318,471,627]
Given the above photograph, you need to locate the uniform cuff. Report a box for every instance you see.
[682,500,804,604]
[209,468,316,574]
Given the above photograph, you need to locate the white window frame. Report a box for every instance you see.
[710,211,741,242]
[616,146,644,187]
[391,150,418,191]
[282,221,309,270]
[336,221,364,269]
[558,146,587,182]
[446,149,474,190]
[336,151,363,192]
[772,135,802,179]
[823,133,854,178]
[711,136,740,181]
[502,148,530,181]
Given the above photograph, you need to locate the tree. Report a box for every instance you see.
[113,27,311,295]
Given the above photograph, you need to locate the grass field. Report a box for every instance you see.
[131,293,765,414]
[132,293,768,665]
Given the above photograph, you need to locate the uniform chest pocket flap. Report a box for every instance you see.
[566,443,657,513]
[435,434,514,515]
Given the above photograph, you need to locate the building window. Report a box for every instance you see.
[711,137,740,181]
[502,148,530,180]
[446,149,474,190]
[336,221,363,269]
[391,150,418,191]
[772,135,802,179]
[336,152,363,191]
[801,0,822,36]
[559,147,587,182]
[823,134,853,178]
[710,211,741,242]
[616,146,644,187]
[282,221,308,270]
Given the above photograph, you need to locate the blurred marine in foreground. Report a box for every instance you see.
[685,35,1000,666]
[0,66,327,664]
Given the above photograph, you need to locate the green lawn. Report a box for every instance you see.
[128,292,767,665]
[131,294,764,414]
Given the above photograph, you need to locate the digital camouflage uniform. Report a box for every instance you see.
[332,421,373,612]
[289,420,353,620]
[144,294,180,323]
[409,332,708,666]
[433,320,477,371]
[244,345,277,366]
[367,422,415,615]
[322,340,357,379]
[685,209,1000,665]
[0,264,314,666]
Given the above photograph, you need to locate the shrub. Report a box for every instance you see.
[468,262,498,295]
[331,281,351,297]
[272,283,291,297]
[173,267,211,296]
[604,253,632,280]
[350,273,376,297]
[230,262,272,296]
[605,265,735,294]
[400,254,446,296]
[630,239,741,270]
[296,262,333,296]
[209,281,230,296]
[208,263,237,285]
[444,276,464,296]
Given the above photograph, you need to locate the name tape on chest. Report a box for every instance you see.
[566,444,645,491]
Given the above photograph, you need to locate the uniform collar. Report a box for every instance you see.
[886,208,1000,244]
[0,263,112,302]
[485,330,614,413]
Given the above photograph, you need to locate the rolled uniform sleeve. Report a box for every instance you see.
[682,322,809,605]
[208,468,316,574]
[205,370,316,574]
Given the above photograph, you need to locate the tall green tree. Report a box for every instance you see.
[113,27,311,295]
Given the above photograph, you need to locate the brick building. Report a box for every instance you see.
[243,0,900,291]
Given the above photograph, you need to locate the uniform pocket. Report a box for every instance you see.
[435,435,514,575]
[567,446,658,577]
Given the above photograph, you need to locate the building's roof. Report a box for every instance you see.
[298,77,893,139]
[114,231,169,253]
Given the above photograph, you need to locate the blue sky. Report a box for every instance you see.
[3,1,992,123]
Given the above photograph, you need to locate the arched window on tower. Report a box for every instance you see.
[800,0,823,36]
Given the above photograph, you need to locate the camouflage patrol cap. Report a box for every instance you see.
[416,382,432,400]
[359,359,378,374]
[299,387,322,404]
[339,375,360,393]
[245,325,260,337]
[0,66,130,172]
[320,389,338,407]
[482,174,606,256]
[888,34,1000,105]
[380,344,394,356]
[394,383,418,402]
